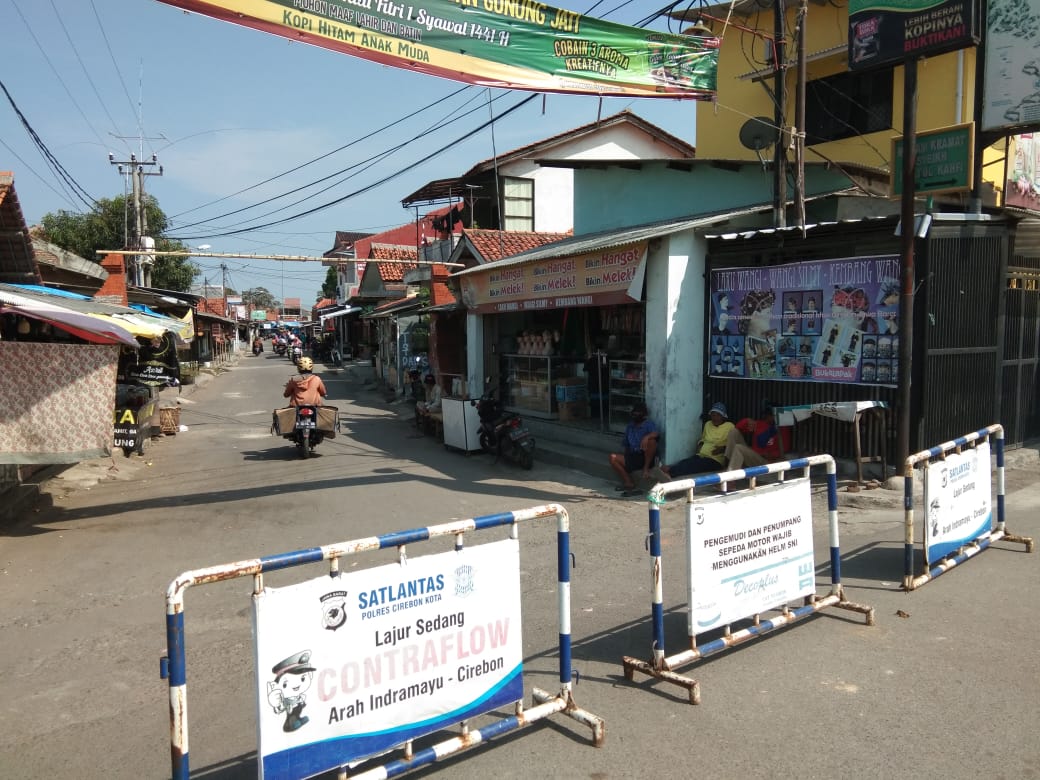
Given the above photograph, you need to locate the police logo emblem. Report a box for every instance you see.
[320,590,348,631]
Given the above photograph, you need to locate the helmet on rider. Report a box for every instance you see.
[298,357,314,372]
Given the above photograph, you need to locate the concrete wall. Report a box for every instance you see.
[501,123,696,234]
[645,230,709,462]
[572,161,855,234]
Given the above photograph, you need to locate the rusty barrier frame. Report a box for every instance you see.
[903,424,1034,591]
[160,503,604,780]
[622,455,875,704]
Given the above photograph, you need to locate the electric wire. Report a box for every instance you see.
[168,87,502,233]
[170,95,539,241]
[0,78,96,209]
[168,83,476,221]
[47,0,127,149]
[6,0,111,153]
[0,133,81,207]
[88,0,142,138]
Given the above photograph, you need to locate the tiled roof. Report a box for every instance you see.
[313,297,337,309]
[370,295,422,314]
[431,281,455,307]
[463,229,572,262]
[0,172,40,285]
[354,204,455,258]
[368,245,418,282]
[323,230,374,259]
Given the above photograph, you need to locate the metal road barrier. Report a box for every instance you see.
[623,455,875,704]
[160,504,604,780]
[903,424,1034,591]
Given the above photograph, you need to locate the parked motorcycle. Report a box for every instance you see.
[472,381,535,470]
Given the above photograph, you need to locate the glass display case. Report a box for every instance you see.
[608,360,646,432]
[503,355,580,419]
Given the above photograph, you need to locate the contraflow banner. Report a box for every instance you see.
[253,538,524,779]
[157,0,718,98]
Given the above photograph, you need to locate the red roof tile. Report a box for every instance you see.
[354,204,456,259]
[431,281,456,307]
[464,229,572,262]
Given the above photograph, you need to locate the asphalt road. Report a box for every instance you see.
[2,353,1038,779]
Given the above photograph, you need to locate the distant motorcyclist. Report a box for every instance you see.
[283,357,327,407]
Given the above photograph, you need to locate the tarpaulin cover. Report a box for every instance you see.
[0,343,119,464]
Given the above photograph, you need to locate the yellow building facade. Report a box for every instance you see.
[690,1,1004,201]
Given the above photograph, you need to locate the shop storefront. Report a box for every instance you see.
[455,242,649,432]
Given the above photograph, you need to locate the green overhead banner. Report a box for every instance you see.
[158,0,718,98]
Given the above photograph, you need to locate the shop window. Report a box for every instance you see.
[501,177,534,231]
[805,68,893,144]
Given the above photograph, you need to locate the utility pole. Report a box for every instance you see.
[896,59,919,476]
[773,0,788,228]
[109,152,162,287]
[220,263,229,317]
[794,0,808,233]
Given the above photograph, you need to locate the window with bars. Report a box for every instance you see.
[501,176,534,231]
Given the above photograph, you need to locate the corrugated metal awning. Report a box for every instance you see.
[453,205,769,278]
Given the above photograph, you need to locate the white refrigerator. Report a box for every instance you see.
[442,397,482,452]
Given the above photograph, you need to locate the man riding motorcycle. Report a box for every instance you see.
[283,357,327,406]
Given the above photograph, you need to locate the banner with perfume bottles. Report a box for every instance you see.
[708,255,900,386]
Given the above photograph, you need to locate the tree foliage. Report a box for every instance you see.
[38,194,200,292]
[322,267,338,300]
[242,287,279,311]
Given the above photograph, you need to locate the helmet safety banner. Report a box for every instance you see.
[157,0,718,98]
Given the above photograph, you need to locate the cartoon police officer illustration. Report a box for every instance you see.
[267,650,316,732]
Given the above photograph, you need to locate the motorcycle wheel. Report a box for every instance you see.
[300,431,310,459]
[478,430,493,453]
[517,447,534,470]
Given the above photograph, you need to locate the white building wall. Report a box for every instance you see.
[644,230,709,463]
[492,124,692,234]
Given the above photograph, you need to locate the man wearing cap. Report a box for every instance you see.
[655,402,735,480]
[267,650,316,732]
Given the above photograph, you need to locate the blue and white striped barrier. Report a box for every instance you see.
[903,424,1034,590]
[623,455,875,704]
[160,504,604,780]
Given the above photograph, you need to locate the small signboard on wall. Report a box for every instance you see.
[891,123,975,196]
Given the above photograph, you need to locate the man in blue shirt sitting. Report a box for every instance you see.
[609,402,660,497]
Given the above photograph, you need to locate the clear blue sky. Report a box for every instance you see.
[1,0,699,303]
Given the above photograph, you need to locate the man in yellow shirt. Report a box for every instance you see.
[656,402,735,480]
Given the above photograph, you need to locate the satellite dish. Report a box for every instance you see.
[739,117,779,151]
[739,117,780,169]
